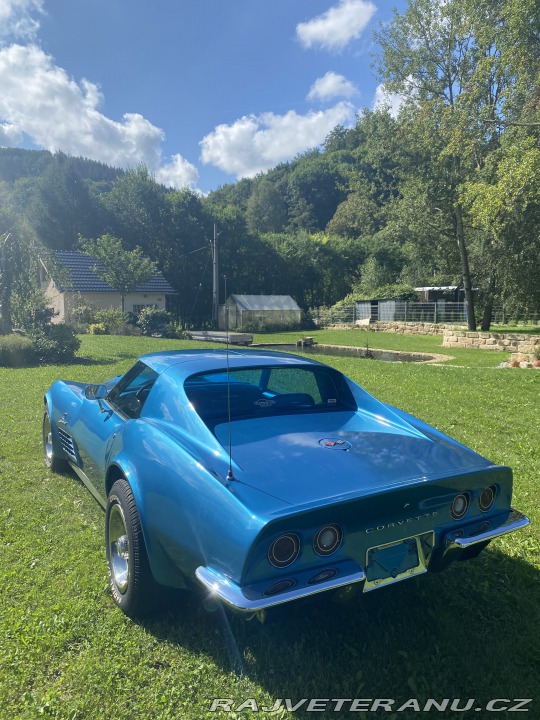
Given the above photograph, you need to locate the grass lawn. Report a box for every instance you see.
[492,325,540,335]
[0,333,539,720]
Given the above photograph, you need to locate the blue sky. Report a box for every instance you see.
[0,0,406,193]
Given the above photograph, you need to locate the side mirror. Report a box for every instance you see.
[84,384,108,400]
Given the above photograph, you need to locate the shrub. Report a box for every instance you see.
[10,289,56,329]
[163,322,180,339]
[300,309,317,330]
[0,334,37,367]
[68,293,97,325]
[29,324,81,363]
[9,289,81,363]
[137,307,173,336]
[109,323,142,336]
[94,308,126,333]
[88,323,107,335]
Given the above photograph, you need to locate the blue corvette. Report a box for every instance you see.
[43,349,529,617]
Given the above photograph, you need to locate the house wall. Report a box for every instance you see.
[62,292,166,321]
[42,279,66,321]
[43,283,166,322]
[125,293,166,313]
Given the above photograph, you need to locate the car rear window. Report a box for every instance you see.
[184,365,356,424]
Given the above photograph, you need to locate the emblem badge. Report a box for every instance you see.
[319,438,351,451]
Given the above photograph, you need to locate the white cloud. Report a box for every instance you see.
[296,0,376,52]
[307,71,358,102]
[0,0,44,41]
[0,121,22,145]
[155,154,199,189]
[200,102,356,179]
[372,82,409,118]
[0,44,197,189]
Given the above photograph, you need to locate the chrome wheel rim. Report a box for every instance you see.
[109,504,130,594]
[43,413,53,466]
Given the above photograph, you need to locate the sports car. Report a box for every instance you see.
[43,349,529,618]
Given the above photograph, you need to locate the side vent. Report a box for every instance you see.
[58,428,77,462]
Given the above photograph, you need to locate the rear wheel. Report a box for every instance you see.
[42,408,68,472]
[105,478,158,617]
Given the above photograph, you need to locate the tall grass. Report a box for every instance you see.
[0,334,538,720]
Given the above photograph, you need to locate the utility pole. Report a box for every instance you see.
[211,224,219,330]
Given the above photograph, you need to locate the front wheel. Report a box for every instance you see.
[105,478,158,617]
[42,408,68,473]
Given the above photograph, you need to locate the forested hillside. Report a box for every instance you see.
[1,0,539,329]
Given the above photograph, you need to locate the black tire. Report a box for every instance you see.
[105,478,158,617]
[42,408,69,473]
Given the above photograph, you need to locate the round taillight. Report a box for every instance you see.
[313,524,342,556]
[268,533,300,568]
[264,578,296,596]
[479,485,496,512]
[451,492,470,520]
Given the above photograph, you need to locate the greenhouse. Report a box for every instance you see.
[220,294,301,331]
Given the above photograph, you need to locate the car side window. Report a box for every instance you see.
[108,362,159,418]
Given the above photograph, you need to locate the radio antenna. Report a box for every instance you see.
[224,275,235,482]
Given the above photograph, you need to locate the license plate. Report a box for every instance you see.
[363,533,432,592]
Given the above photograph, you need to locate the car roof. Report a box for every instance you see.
[139,348,324,376]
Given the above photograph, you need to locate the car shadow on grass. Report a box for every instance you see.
[138,547,539,717]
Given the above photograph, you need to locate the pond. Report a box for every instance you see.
[253,343,452,364]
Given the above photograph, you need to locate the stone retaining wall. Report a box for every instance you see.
[370,321,455,336]
[443,329,540,363]
[373,322,540,363]
[329,321,540,364]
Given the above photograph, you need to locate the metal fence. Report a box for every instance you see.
[380,301,472,323]
[312,302,508,327]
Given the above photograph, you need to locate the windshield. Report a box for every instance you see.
[184,364,357,426]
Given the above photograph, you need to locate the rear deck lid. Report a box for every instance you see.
[213,410,490,506]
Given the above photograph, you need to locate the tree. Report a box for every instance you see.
[0,232,12,333]
[374,0,517,329]
[458,0,540,325]
[205,205,278,302]
[326,192,380,239]
[463,137,540,322]
[245,179,287,235]
[79,234,158,312]
[100,166,171,258]
[286,151,348,232]
[377,0,540,329]
[100,168,213,326]
[23,152,101,249]
[164,188,212,326]
[0,192,41,334]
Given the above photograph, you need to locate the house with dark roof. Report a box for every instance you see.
[39,251,175,322]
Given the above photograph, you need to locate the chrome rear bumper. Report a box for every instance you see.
[196,564,366,612]
[445,508,530,550]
